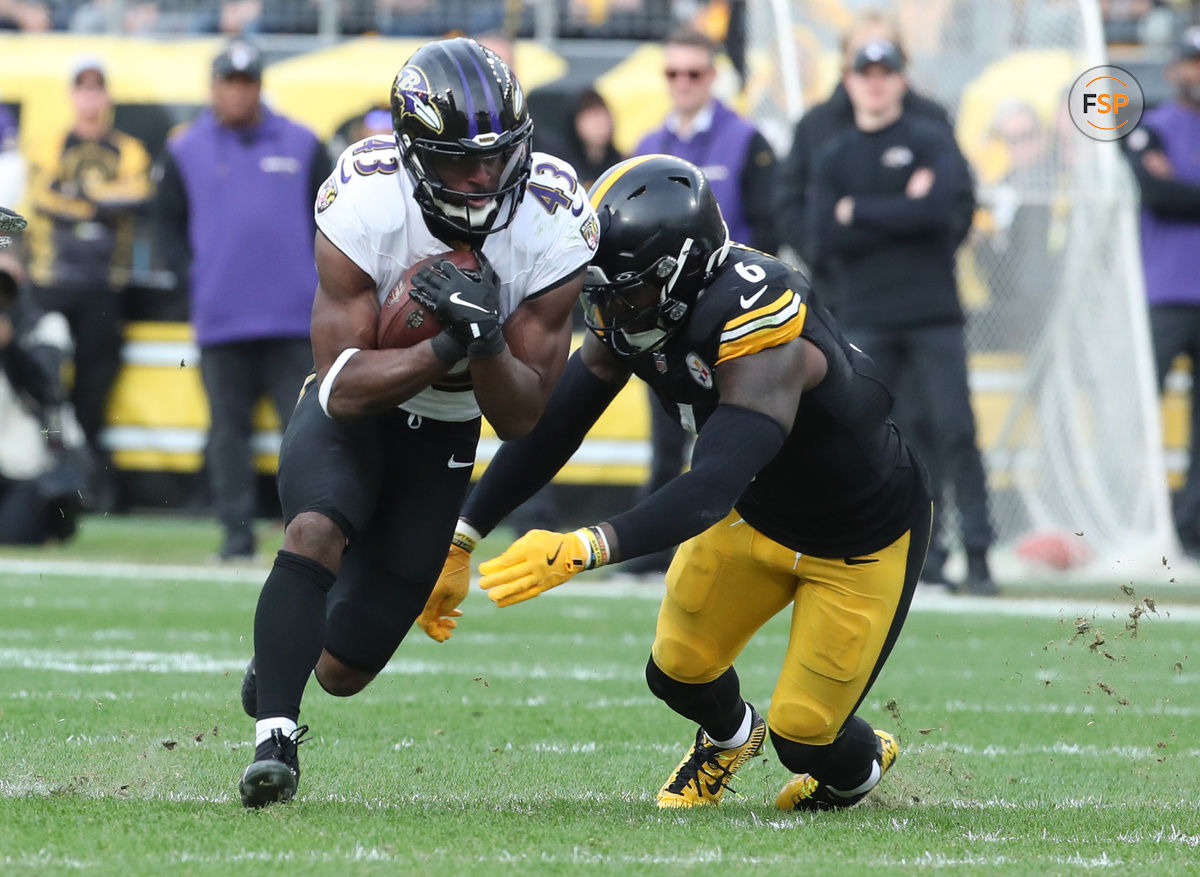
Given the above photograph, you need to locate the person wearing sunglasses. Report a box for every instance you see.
[627,26,779,577]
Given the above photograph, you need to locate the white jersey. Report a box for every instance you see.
[314,137,599,421]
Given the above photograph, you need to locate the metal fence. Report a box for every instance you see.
[26,0,691,41]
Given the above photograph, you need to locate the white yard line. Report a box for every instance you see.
[3,556,1200,620]
[0,557,267,583]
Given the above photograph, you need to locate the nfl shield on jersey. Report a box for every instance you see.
[315,138,598,421]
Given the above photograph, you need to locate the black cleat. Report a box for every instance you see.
[240,656,256,718]
[239,725,309,809]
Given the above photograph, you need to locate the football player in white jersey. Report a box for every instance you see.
[237,37,599,809]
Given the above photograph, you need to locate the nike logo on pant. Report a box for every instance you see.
[447,456,474,469]
[844,556,879,565]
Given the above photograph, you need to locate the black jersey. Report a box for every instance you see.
[625,245,926,557]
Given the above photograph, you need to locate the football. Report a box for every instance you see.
[376,249,480,349]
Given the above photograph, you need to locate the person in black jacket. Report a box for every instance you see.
[780,12,981,591]
[776,12,974,302]
[807,38,996,596]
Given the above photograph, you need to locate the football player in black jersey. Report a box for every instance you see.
[430,154,932,810]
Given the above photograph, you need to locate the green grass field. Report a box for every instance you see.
[1,515,1198,875]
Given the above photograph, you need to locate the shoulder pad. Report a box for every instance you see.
[706,250,808,365]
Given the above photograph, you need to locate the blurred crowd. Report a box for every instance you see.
[2,2,1200,576]
[0,0,1195,43]
[0,0,694,38]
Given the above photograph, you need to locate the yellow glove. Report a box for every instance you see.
[416,539,472,643]
[479,527,608,607]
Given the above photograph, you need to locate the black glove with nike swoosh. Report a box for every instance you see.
[410,251,506,360]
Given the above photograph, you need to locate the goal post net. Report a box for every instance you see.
[741,0,1176,579]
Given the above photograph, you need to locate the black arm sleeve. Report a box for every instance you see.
[741,131,780,254]
[152,150,191,286]
[460,350,624,536]
[606,403,786,561]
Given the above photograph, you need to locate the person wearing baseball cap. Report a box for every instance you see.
[1122,25,1200,558]
[69,55,106,89]
[152,38,331,561]
[212,40,264,82]
[210,40,265,130]
[804,17,997,595]
[850,38,906,75]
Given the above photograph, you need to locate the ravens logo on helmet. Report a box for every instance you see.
[389,38,534,237]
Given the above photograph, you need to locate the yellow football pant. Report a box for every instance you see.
[651,507,928,746]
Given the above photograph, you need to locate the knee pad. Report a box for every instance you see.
[768,696,839,746]
[647,655,738,702]
[650,637,721,686]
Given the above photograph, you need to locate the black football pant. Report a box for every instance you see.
[276,387,480,673]
[199,339,312,539]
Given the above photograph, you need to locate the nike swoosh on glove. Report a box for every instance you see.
[409,250,503,353]
[479,529,594,607]
[416,544,471,642]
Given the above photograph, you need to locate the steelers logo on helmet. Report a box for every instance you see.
[582,155,730,356]
[390,38,534,237]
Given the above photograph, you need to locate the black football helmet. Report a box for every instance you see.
[390,38,533,236]
[582,154,730,356]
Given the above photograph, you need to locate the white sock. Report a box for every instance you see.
[707,703,753,749]
[829,760,881,798]
[255,717,297,748]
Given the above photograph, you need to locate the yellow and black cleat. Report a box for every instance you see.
[776,729,898,811]
[656,706,766,809]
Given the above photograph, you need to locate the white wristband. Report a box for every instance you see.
[456,519,483,543]
[318,347,361,417]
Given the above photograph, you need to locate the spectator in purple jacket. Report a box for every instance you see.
[1125,26,1200,558]
[635,27,777,254]
[625,26,777,575]
[153,40,331,561]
